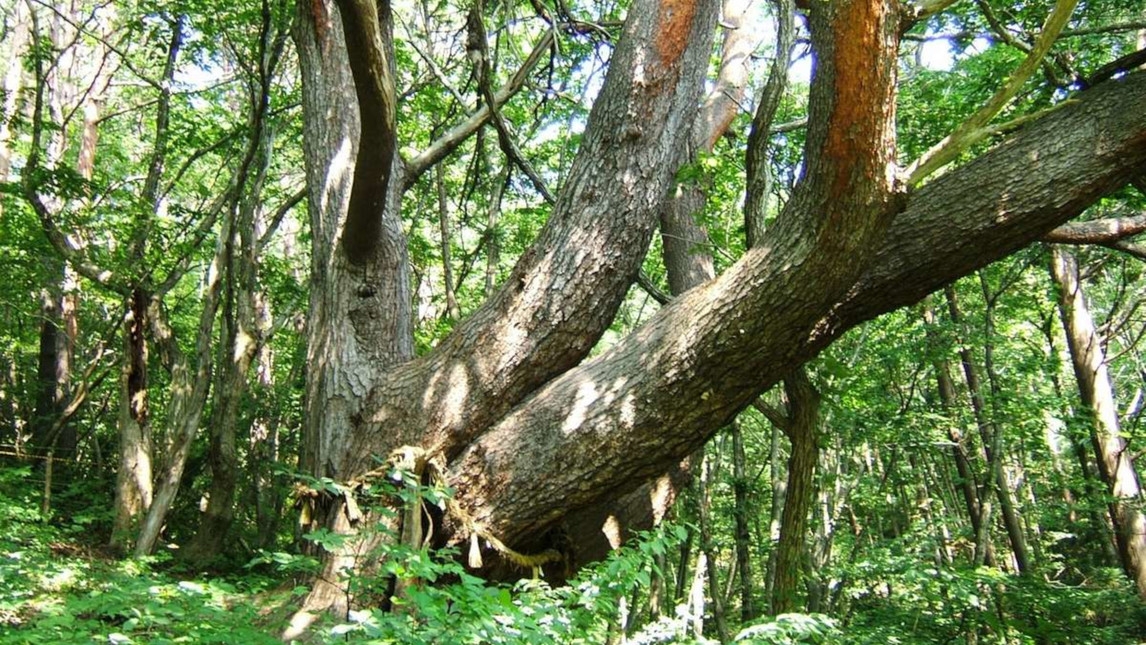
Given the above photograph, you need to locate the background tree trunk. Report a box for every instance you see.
[1051,245,1146,598]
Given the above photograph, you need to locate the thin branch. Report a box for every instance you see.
[404,30,555,189]
[1043,212,1146,244]
[402,19,468,107]
[1082,48,1146,89]
[974,0,1071,87]
[636,270,671,305]
[257,186,307,253]
[28,0,164,91]
[751,398,789,433]
[475,14,556,205]
[903,0,961,28]
[744,0,795,247]
[1106,241,1146,262]
[905,0,1079,184]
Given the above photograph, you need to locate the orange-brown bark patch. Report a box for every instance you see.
[824,0,893,201]
[655,0,697,69]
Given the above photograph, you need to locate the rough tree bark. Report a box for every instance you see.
[768,369,821,615]
[291,0,1146,624]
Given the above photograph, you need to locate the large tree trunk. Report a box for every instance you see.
[1051,246,1146,598]
[291,0,1146,621]
[292,0,413,621]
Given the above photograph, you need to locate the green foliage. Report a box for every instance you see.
[0,469,282,644]
[735,614,839,644]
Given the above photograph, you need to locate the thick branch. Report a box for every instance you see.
[333,0,398,264]
[449,0,904,544]
[451,70,1146,548]
[342,0,724,473]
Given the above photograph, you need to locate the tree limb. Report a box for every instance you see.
[403,31,555,190]
[332,0,398,264]
[905,0,1079,184]
[450,69,1146,548]
[1043,212,1146,244]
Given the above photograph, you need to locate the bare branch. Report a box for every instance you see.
[636,270,671,305]
[1044,213,1146,244]
[257,187,307,253]
[471,6,556,205]
[403,31,555,189]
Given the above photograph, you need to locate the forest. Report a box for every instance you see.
[2,0,1146,641]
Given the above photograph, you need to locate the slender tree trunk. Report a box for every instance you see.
[765,408,784,606]
[1051,246,1146,598]
[110,288,153,550]
[134,284,223,556]
[944,285,1030,573]
[185,38,283,558]
[977,275,1033,573]
[731,421,756,621]
[436,163,461,320]
[0,1,29,185]
[924,300,989,559]
[771,368,820,615]
[696,449,731,642]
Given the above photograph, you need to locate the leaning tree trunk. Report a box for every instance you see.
[290,0,1146,626]
[1051,245,1146,599]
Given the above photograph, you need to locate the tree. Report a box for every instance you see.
[1051,246,1146,598]
[256,0,1146,624]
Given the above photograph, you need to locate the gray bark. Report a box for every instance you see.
[1052,245,1146,598]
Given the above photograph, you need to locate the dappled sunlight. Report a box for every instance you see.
[561,375,632,436]
[424,357,472,433]
[562,379,600,435]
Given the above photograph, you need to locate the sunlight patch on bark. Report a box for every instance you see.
[321,136,354,237]
[438,361,471,431]
[650,474,674,523]
[562,380,600,434]
[603,514,623,550]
